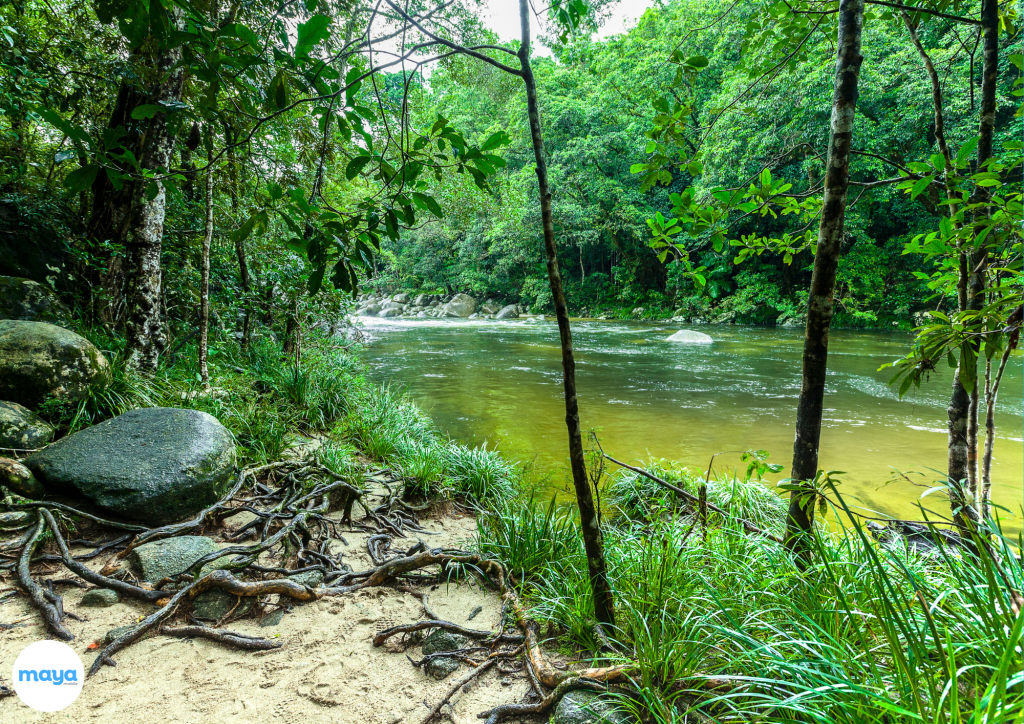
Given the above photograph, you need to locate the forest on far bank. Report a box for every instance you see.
[378,0,1022,326]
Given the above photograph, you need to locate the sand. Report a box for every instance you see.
[0,511,532,723]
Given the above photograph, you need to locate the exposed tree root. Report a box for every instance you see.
[161,624,282,651]
[17,513,74,641]
[374,620,524,647]
[420,658,497,724]
[477,676,607,724]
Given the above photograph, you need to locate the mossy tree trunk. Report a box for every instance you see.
[785,0,864,560]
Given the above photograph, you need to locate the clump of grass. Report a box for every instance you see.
[476,494,581,584]
[443,442,521,503]
[396,440,445,498]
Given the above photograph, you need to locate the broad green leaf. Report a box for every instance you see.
[345,155,372,181]
[131,104,162,120]
[63,164,98,193]
[295,15,331,59]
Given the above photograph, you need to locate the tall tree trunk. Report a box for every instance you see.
[124,19,186,370]
[784,0,864,559]
[222,119,252,351]
[947,0,998,526]
[518,0,614,627]
[199,141,214,387]
[981,305,1022,519]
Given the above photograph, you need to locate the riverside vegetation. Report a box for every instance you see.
[0,0,1021,722]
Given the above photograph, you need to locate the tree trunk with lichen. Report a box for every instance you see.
[785,0,864,561]
[518,0,614,627]
[123,19,186,370]
[199,141,214,387]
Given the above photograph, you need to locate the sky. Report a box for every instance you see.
[477,0,656,48]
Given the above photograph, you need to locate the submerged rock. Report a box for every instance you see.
[666,330,713,344]
[0,400,54,450]
[0,276,71,325]
[554,690,628,724]
[0,320,110,408]
[27,407,236,525]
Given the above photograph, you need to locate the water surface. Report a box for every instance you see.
[359,318,1023,532]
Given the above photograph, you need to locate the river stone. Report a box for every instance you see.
[413,294,432,306]
[361,303,382,316]
[193,589,254,621]
[288,570,324,588]
[0,277,72,325]
[378,307,404,318]
[0,401,54,449]
[495,304,519,320]
[81,588,120,607]
[553,690,628,724]
[666,330,713,344]
[392,293,410,304]
[0,457,44,498]
[0,320,110,408]
[422,629,469,656]
[27,407,236,524]
[779,313,805,328]
[259,608,285,627]
[480,300,502,314]
[424,656,460,680]
[128,535,224,582]
[440,293,477,318]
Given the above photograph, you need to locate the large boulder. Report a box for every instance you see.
[392,293,410,304]
[378,307,404,319]
[360,303,382,316]
[0,277,71,325]
[0,320,110,408]
[495,304,519,320]
[0,400,54,449]
[480,300,502,314]
[413,294,433,307]
[440,293,477,318]
[26,407,237,524]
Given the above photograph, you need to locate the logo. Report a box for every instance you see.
[11,640,84,712]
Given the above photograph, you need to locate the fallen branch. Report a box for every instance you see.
[477,675,606,724]
[603,454,784,544]
[420,658,496,724]
[373,619,524,647]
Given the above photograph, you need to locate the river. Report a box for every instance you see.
[359,317,1023,533]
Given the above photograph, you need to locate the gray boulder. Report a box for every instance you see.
[421,629,469,681]
[666,330,713,344]
[495,304,519,320]
[27,407,237,525]
[128,535,224,582]
[288,569,324,588]
[0,320,110,408]
[81,589,120,607]
[440,294,477,318]
[0,400,54,449]
[553,690,628,724]
[413,294,433,306]
[378,307,404,319]
[428,300,440,308]
[424,656,460,680]
[0,457,44,498]
[0,277,71,325]
[392,293,410,304]
[778,313,805,328]
[480,300,502,314]
[361,303,382,316]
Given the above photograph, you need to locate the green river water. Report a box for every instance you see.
[360,317,1023,533]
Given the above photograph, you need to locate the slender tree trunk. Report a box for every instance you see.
[981,305,1022,519]
[518,0,614,627]
[123,15,186,370]
[199,142,214,387]
[948,0,998,526]
[784,0,864,559]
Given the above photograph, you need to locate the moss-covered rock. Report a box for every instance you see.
[0,320,109,408]
[128,535,224,582]
[0,400,54,450]
[26,407,236,524]
[553,690,629,724]
[0,276,71,325]
[0,456,44,498]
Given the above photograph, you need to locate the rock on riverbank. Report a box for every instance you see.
[27,407,236,524]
